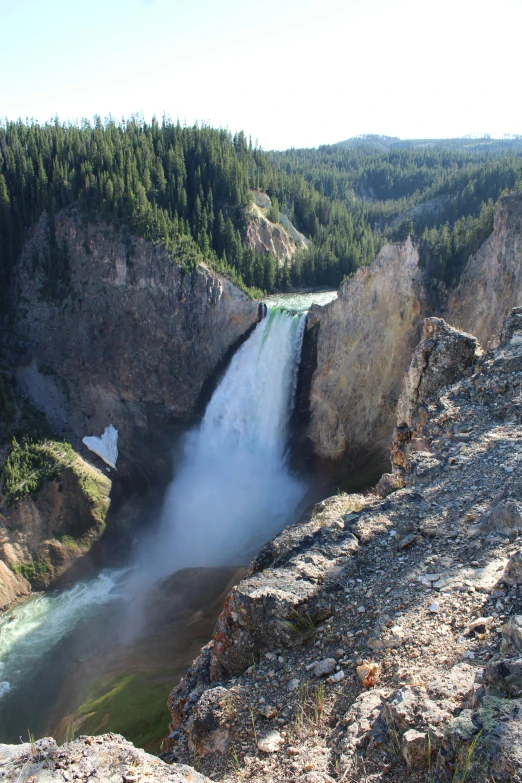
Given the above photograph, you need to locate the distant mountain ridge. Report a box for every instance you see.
[336,133,522,154]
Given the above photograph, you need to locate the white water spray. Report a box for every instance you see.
[144,307,307,573]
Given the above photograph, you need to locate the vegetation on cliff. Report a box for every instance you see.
[1,118,522,304]
[1,437,74,505]
[0,370,111,588]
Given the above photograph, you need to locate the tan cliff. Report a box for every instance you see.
[245,197,310,264]
[446,191,522,347]
[302,236,431,469]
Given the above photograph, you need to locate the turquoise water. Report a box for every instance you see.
[262,290,338,313]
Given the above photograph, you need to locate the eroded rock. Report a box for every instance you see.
[0,734,209,782]
[500,616,522,656]
[503,549,522,585]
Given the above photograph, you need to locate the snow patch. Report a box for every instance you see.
[82,425,118,469]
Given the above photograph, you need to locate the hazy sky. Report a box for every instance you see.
[2,0,521,150]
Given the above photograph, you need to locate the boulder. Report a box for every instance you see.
[500,616,522,656]
[313,658,336,677]
[503,549,522,584]
[485,500,522,535]
[257,730,284,753]
[401,728,428,768]
[485,657,522,697]
[375,472,405,498]
[187,687,234,757]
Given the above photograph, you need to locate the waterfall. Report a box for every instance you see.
[0,307,307,723]
[142,306,307,573]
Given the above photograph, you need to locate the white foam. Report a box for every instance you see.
[143,308,307,574]
[0,569,127,699]
[83,424,118,469]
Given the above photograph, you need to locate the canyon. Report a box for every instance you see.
[1,191,522,782]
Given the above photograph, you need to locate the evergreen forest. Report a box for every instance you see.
[1,119,522,307]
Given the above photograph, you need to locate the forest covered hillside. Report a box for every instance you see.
[337,133,522,154]
[1,119,522,307]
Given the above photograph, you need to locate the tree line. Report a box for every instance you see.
[1,117,522,307]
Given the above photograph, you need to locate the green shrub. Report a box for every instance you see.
[12,555,50,582]
[1,437,74,506]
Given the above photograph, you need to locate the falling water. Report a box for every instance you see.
[144,306,307,573]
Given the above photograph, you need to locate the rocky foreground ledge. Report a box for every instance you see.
[0,734,210,782]
[165,310,522,782]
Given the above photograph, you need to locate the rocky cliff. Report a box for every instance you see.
[245,199,309,263]
[162,309,522,783]
[301,192,522,474]
[0,209,260,608]
[301,237,431,472]
[446,191,522,347]
[5,210,260,487]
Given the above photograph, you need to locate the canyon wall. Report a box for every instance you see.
[303,192,522,473]
[0,210,260,604]
[6,210,260,485]
[446,191,522,347]
[301,237,431,471]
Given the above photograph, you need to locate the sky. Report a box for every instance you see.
[1,0,521,150]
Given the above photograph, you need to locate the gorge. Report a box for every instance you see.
[1,124,522,783]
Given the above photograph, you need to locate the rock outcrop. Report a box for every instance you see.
[0,447,111,593]
[245,201,309,263]
[0,734,210,782]
[447,191,522,347]
[164,310,522,783]
[0,559,30,611]
[5,210,260,486]
[302,236,430,470]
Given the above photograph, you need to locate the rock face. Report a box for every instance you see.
[395,317,482,430]
[6,210,260,484]
[245,202,308,263]
[447,191,522,347]
[303,237,430,469]
[0,560,30,611]
[0,734,210,782]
